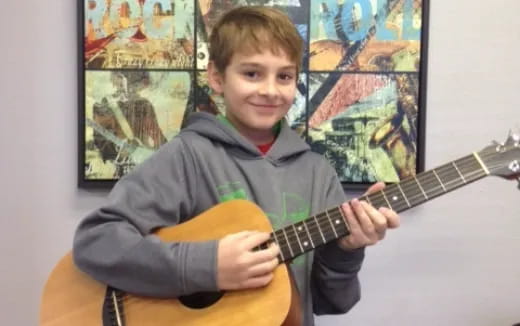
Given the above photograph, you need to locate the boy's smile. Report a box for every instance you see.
[208,50,297,145]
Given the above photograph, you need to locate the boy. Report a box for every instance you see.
[73,6,400,325]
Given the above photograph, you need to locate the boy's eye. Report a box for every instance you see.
[279,73,294,81]
[244,71,259,78]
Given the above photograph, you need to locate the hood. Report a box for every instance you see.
[181,112,311,163]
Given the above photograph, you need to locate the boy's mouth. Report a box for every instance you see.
[250,103,281,109]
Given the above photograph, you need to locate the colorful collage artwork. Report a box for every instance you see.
[80,0,428,187]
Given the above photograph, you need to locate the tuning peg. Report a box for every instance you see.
[492,140,503,151]
[507,129,520,146]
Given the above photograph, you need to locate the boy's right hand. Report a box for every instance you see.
[217,231,280,290]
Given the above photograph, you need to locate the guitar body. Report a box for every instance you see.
[40,200,301,326]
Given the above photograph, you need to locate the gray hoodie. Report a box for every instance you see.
[73,112,365,325]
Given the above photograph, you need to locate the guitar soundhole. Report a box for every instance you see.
[178,291,224,309]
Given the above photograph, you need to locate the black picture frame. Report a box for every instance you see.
[78,0,429,190]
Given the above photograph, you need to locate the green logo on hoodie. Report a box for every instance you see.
[216,181,249,202]
[266,192,309,266]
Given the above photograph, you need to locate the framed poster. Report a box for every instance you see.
[79,0,429,189]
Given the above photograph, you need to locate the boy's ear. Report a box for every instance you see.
[207,61,224,94]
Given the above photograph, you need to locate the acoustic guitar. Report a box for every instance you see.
[40,132,520,326]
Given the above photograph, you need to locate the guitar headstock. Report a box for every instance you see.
[479,130,520,180]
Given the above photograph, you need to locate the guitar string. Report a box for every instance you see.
[364,154,485,210]
[288,169,493,256]
[277,181,487,256]
[282,158,484,234]
[353,152,492,209]
[289,149,512,255]
[273,155,492,259]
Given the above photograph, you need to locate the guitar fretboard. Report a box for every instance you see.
[260,153,489,263]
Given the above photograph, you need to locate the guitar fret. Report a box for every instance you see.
[294,222,312,251]
[380,189,393,210]
[333,206,350,236]
[396,183,411,208]
[416,171,445,199]
[366,193,387,209]
[413,176,429,200]
[451,162,467,183]
[436,161,465,190]
[292,224,305,254]
[280,228,294,258]
[316,212,337,244]
[432,169,447,192]
[457,155,487,181]
[333,207,350,235]
[325,210,339,238]
[382,186,408,212]
[302,220,315,249]
[288,225,303,258]
[271,232,287,262]
[400,178,427,207]
[473,152,490,175]
[313,215,327,244]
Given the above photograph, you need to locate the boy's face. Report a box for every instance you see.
[208,49,297,144]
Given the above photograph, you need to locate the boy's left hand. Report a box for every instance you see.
[338,182,400,251]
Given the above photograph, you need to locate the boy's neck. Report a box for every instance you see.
[217,114,281,146]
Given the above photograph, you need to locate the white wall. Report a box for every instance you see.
[1,1,519,325]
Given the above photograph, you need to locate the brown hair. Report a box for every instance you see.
[208,6,303,74]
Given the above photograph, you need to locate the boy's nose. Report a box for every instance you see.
[258,78,280,97]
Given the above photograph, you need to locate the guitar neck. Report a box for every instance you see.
[264,152,490,264]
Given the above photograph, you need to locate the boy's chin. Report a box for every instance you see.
[251,117,282,130]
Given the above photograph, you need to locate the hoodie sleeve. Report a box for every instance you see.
[73,138,219,298]
[311,169,365,315]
